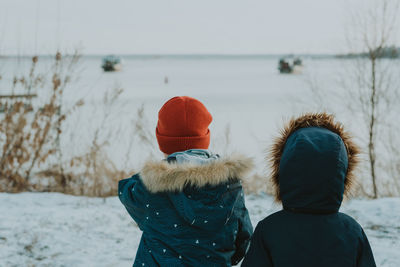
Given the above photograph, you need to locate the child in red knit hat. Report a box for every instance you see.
[119,96,254,266]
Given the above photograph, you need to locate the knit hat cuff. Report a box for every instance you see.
[156,129,210,155]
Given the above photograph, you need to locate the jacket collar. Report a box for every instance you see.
[140,154,254,193]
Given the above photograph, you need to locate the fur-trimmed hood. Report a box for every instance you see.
[269,113,360,212]
[140,154,254,193]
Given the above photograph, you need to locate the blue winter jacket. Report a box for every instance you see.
[242,127,376,267]
[119,152,254,266]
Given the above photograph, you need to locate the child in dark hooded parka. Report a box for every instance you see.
[242,113,376,267]
[119,96,253,266]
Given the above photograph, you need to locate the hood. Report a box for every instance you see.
[140,154,254,228]
[269,113,360,213]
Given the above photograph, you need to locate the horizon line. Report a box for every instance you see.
[0,52,339,58]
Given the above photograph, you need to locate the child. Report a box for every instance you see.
[119,96,253,266]
[242,113,376,267]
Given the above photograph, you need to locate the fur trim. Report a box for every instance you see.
[140,155,254,193]
[269,113,360,201]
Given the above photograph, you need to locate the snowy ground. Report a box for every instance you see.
[0,193,399,267]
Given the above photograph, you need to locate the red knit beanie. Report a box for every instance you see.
[156,96,213,155]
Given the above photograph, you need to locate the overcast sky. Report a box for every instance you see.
[0,0,397,55]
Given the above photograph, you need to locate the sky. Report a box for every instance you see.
[0,0,398,55]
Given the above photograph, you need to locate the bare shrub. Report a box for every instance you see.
[31,86,138,197]
[0,51,149,196]
[303,0,400,198]
[0,52,81,192]
[37,151,128,197]
[342,0,400,198]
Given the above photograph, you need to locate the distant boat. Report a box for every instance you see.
[101,55,122,72]
[278,57,303,74]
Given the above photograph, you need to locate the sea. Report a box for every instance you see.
[0,55,396,171]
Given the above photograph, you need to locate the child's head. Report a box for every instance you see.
[156,96,212,155]
[269,113,360,212]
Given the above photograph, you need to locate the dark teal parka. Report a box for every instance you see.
[119,155,254,266]
[242,119,376,267]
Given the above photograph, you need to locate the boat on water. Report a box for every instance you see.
[278,57,303,74]
[101,55,122,72]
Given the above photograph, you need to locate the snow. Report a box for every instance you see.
[1,193,399,266]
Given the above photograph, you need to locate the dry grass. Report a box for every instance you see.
[242,173,270,195]
[0,53,81,192]
[0,53,138,197]
[36,88,136,197]
[3,52,397,198]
